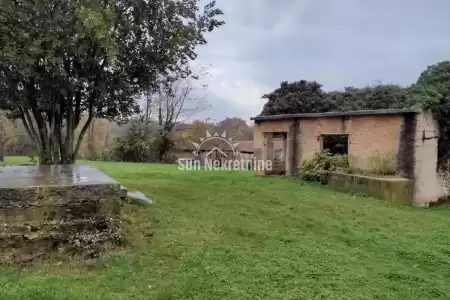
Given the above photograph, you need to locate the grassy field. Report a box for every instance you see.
[0,156,34,166]
[1,157,450,299]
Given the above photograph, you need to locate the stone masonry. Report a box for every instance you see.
[0,165,121,265]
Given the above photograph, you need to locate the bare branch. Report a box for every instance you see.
[19,107,42,153]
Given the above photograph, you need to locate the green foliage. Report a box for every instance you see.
[301,152,396,179]
[326,84,414,111]
[108,117,176,163]
[261,80,328,115]
[369,155,397,176]
[413,61,450,168]
[28,155,37,164]
[110,117,161,162]
[260,80,414,116]
[300,150,349,184]
[0,0,224,164]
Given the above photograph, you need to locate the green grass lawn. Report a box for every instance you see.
[0,156,34,166]
[1,157,450,299]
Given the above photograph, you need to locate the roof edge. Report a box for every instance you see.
[251,108,421,121]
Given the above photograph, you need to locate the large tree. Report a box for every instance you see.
[216,117,253,141]
[0,0,224,164]
[145,69,210,161]
[260,80,329,116]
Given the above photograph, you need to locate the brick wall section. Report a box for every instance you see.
[299,117,344,163]
[254,114,404,173]
[299,115,402,170]
[346,115,402,170]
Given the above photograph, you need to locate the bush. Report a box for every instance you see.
[369,155,396,176]
[300,150,349,184]
[106,116,179,163]
[28,155,37,164]
[108,117,161,162]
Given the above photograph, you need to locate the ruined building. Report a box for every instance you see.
[252,109,448,206]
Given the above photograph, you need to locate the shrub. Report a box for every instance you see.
[334,154,350,169]
[300,150,349,184]
[369,155,396,176]
[28,155,37,164]
[108,117,161,162]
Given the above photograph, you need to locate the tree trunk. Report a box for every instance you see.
[39,151,53,165]
[0,144,4,162]
[87,118,96,160]
[17,82,97,165]
[158,132,173,162]
[145,93,151,123]
[20,108,93,165]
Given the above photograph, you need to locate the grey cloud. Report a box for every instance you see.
[196,0,450,119]
[194,94,245,122]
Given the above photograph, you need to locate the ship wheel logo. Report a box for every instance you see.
[191,130,240,157]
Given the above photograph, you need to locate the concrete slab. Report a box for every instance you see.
[0,164,117,188]
[0,165,121,265]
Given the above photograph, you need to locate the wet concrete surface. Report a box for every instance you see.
[0,165,117,188]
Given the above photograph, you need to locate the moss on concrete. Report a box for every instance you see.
[328,172,413,204]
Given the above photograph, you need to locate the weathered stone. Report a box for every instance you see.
[119,185,128,199]
[328,172,413,204]
[0,165,121,265]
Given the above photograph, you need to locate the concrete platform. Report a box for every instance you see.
[328,172,413,204]
[0,164,118,188]
[0,165,121,265]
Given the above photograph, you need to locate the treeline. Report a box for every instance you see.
[0,114,253,163]
[107,116,253,163]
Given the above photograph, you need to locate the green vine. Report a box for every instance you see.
[414,61,450,171]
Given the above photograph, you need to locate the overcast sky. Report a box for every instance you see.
[193,0,450,122]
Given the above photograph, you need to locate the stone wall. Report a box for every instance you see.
[0,181,121,265]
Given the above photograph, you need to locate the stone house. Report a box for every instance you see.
[251,109,448,206]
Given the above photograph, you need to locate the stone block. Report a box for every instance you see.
[0,165,121,265]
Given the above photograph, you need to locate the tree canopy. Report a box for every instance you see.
[0,0,224,164]
[413,61,450,166]
[260,80,414,116]
[260,80,328,115]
